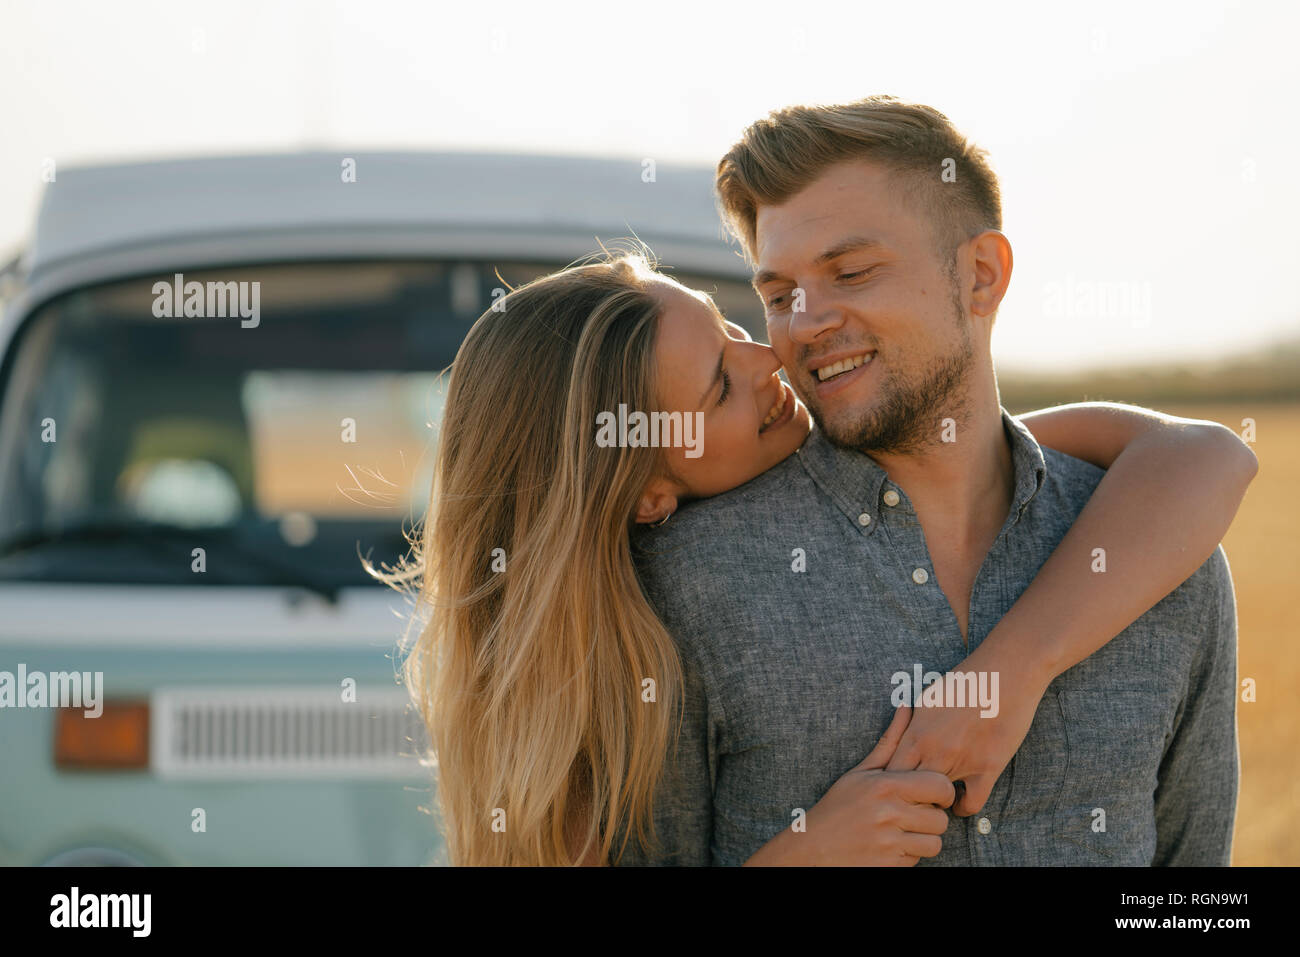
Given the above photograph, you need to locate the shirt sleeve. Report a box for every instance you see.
[1152,546,1239,866]
[611,640,717,866]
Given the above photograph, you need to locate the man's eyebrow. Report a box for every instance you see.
[752,236,885,289]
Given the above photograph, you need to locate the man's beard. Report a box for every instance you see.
[810,292,975,455]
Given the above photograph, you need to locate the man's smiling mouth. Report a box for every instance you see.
[813,351,875,382]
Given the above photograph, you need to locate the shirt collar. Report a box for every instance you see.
[795,406,1047,533]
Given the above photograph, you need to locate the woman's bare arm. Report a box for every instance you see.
[882,401,1257,817]
[1008,401,1256,676]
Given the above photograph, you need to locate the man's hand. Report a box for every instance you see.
[883,652,1051,816]
[745,705,954,866]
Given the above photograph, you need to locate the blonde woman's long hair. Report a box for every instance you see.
[379,249,684,865]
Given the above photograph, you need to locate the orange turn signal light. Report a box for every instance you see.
[53,700,150,770]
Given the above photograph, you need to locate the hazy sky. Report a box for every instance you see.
[3,0,1297,372]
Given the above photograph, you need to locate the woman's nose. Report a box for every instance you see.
[747,341,784,379]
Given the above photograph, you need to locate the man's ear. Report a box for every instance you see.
[968,230,1013,321]
[634,476,679,525]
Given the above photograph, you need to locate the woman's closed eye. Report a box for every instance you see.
[716,369,732,406]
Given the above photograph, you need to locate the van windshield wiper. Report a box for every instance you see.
[0,520,342,602]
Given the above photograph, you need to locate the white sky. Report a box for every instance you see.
[3,0,1297,372]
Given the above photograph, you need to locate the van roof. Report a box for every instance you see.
[29,151,742,279]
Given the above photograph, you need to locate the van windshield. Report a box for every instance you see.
[0,259,766,589]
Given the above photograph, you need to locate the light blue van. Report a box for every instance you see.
[0,151,767,865]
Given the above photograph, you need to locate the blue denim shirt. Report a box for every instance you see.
[616,408,1238,866]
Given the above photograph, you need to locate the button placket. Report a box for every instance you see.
[964,814,996,864]
[888,486,931,588]
[877,500,939,632]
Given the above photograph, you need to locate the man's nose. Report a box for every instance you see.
[786,286,845,344]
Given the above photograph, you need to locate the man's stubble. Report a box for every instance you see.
[810,265,975,456]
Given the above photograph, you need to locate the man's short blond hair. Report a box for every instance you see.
[715,95,1001,265]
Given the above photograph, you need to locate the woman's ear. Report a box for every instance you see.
[634,476,679,525]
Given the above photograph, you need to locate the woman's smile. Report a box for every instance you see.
[759,379,797,434]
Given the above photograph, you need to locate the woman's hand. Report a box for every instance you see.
[744,704,955,866]
[883,644,1053,817]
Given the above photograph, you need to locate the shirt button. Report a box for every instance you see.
[883,489,901,507]
[857,513,871,526]
[912,567,929,585]
[977,817,992,835]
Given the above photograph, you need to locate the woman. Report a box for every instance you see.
[380,248,1256,866]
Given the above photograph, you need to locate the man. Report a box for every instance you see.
[616,96,1238,865]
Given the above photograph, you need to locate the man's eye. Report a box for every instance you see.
[766,294,788,309]
[716,370,731,407]
[838,268,872,281]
